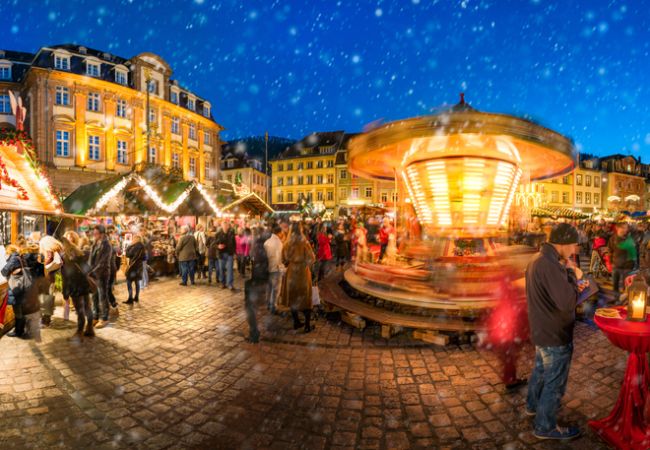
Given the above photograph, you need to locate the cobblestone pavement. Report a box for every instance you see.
[0,275,621,449]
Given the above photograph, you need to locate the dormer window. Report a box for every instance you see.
[0,61,11,80]
[187,97,195,111]
[86,61,100,77]
[203,103,210,117]
[170,88,179,105]
[78,46,87,55]
[54,54,70,70]
[114,66,128,85]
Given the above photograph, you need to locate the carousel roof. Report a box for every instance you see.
[0,133,60,215]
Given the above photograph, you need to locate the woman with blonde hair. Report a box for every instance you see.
[281,222,316,332]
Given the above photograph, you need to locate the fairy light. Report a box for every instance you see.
[94,176,130,211]
[195,182,221,215]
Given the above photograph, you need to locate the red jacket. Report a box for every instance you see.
[379,225,394,245]
[317,233,332,261]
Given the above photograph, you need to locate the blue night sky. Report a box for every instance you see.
[2,0,650,157]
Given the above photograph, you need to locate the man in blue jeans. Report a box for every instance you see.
[216,220,236,290]
[175,225,198,286]
[525,223,589,440]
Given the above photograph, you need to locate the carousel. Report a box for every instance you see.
[324,95,577,339]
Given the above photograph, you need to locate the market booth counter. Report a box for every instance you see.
[0,134,62,335]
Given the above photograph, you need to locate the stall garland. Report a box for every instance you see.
[0,128,61,207]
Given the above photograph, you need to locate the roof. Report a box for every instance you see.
[222,193,274,215]
[0,49,35,63]
[273,131,347,161]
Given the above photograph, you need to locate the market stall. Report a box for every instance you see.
[221,192,274,217]
[0,129,61,335]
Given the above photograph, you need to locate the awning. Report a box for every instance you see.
[0,137,61,215]
[531,207,590,219]
[222,193,274,215]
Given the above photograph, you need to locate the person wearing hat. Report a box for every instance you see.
[524,223,588,440]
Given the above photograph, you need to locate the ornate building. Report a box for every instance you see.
[598,154,646,212]
[0,45,223,194]
[219,148,268,201]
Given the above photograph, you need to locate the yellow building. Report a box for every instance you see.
[598,155,646,212]
[0,45,223,194]
[537,173,574,208]
[572,161,603,213]
[270,131,341,210]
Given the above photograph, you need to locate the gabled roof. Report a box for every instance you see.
[222,192,273,215]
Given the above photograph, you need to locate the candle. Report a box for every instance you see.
[631,296,645,320]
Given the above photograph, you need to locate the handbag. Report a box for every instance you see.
[8,257,33,297]
[72,260,97,292]
[311,285,321,306]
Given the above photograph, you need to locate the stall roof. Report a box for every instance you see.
[62,174,130,215]
[222,192,274,215]
[0,142,61,215]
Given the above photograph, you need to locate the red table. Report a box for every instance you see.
[589,306,650,449]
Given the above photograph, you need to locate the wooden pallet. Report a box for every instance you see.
[319,274,486,334]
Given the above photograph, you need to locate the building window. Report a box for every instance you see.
[551,191,558,203]
[594,193,600,205]
[54,55,70,70]
[352,187,359,199]
[55,130,69,157]
[327,160,334,168]
[55,86,70,106]
[148,107,156,125]
[205,160,211,179]
[340,169,347,179]
[340,188,347,199]
[170,90,179,104]
[596,177,602,188]
[317,160,323,169]
[278,163,284,171]
[316,175,323,184]
[365,187,373,198]
[203,105,210,117]
[287,192,293,202]
[585,175,591,187]
[189,123,196,140]
[147,80,158,94]
[0,65,11,80]
[297,162,304,170]
[116,99,127,118]
[327,190,333,201]
[297,176,304,185]
[172,153,180,169]
[88,135,100,161]
[327,174,334,184]
[307,161,313,169]
[277,192,284,202]
[277,177,283,186]
[87,92,101,112]
[585,192,591,204]
[204,132,210,145]
[576,191,582,204]
[562,191,570,204]
[189,157,196,178]
[148,147,156,164]
[381,192,388,203]
[307,175,313,184]
[576,174,582,186]
[392,192,399,203]
[117,140,128,164]
[317,191,323,201]
[115,70,127,85]
[0,94,9,113]
[287,176,293,186]
[86,62,100,77]
[187,98,195,111]
[171,117,180,134]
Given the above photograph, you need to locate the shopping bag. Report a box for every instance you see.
[312,285,321,306]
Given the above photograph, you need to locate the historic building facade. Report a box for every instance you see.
[0,45,223,194]
[598,155,646,212]
[220,149,268,201]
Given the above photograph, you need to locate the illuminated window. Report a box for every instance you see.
[381,192,388,203]
[187,98,195,111]
[116,99,127,118]
[277,177,283,186]
[585,192,591,204]
[576,191,582,204]
[149,107,156,125]
[365,187,373,198]
[189,123,196,140]
[88,135,100,161]
[327,160,334,168]
[115,70,127,85]
[576,174,582,185]
[297,176,304,185]
[298,162,304,170]
[172,153,180,169]
[327,174,334,184]
[148,147,157,164]
[86,62,100,77]
[317,175,323,184]
[205,160,211,178]
[54,55,70,70]
[594,193,600,205]
[317,160,323,168]
[189,157,196,178]
[327,190,333,201]
[171,117,180,134]
[55,130,69,157]
[352,187,359,199]
[55,86,69,105]
[585,175,591,187]
[307,161,313,169]
[562,192,570,204]
[287,192,293,202]
[287,163,293,170]
[0,65,11,80]
[287,176,293,186]
[277,192,284,202]
[278,164,284,171]
[551,191,558,203]
[204,132,210,145]
[340,169,347,179]
[306,175,313,184]
[0,94,9,113]
[317,191,323,201]
[87,92,101,112]
[117,140,128,164]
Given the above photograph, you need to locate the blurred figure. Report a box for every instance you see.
[281,222,316,332]
[264,224,284,314]
[244,227,270,343]
[61,236,94,339]
[236,227,251,278]
[217,221,236,290]
[124,235,146,304]
[194,224,207,280]
[176,225,198,286]
[316,224,332,282]
[378,217,394,261]
[206,228,219,284]
[608,222,636,298]
[89,225,113,329]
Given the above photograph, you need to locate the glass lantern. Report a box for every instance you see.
[627,276,649,322]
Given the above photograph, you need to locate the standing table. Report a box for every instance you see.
[589,306,650,449]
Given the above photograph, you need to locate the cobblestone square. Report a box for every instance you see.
[0,277,622,449]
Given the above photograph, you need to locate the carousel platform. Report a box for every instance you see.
[320,271,486,339]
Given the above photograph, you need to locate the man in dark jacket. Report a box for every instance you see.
[244,227,270,343]
[216,220,236,290]
[89,225,114,328]
[608,222,636,298]
[175,226,198,286]
[525,223,587,440]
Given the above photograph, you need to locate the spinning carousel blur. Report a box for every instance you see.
[342,95,577,327]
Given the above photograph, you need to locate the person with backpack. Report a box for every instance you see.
[244,227,270,343]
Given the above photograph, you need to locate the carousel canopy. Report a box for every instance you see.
[222,192,274,216]
[0,132,60,215]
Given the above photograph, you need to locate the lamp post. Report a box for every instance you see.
[144,67,152,172]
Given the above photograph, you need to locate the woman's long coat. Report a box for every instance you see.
[280,238,315,311]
